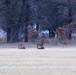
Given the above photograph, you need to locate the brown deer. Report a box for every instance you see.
[36,36,45,49]
[18,36,26,49]
[28,25,45,49]
[55,21,76,45]
[55,27,67,44]
[28,26,38,42]
[18,42,26,49]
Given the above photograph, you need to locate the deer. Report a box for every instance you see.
[18,42,26,49]
[18,35,26,49]
[28,25,45,49]
[55,27,71,45]
[55,20,76,45]
[36,36,45,49]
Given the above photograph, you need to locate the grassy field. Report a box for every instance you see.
[0,48,76,75]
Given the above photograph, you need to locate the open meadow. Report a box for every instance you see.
[0,43,76,75]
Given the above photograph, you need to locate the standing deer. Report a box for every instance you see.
[55,20,76,45]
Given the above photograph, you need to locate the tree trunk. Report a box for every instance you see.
[68,0,72,23]
[36,23,39,37]
[68,0,72,39]
[5,0,11,43]
[24,0,30,42]
[24,25,28,42]
[49,29,51,38]
[68,9,72,23]
[36,23,39,31]
[10,26,19,43]
[10,0,25,43]
[7,27,11,43]
[11,33,18,43]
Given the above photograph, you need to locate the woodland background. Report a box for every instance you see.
[0,0,76,43]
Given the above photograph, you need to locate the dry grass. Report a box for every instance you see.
[0,48,76,75]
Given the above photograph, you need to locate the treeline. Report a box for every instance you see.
[0,0,76,42]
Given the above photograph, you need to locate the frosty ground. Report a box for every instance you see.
[0,42,76,75]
